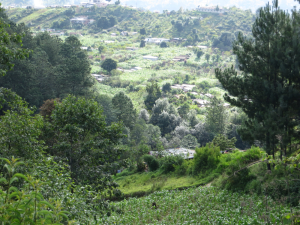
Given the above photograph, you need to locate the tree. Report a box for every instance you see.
[175,20,183,31]
[216,5,220,11]
[215,0,300,159]
[150,98,181,136]
[0,6,29,76]
[160,41,168,48]
[197,50,204,59]
[139,109,149,123]
[115,0,120,5]
[140,28,146,35]
[178,102,190,119]
[0,88,44,159]
[101,58,117,74]
[211,134,236,151]
[112,92,136,129]
[181,134,199,149]
[187,109,199,128]
[144,81,162,111]
[205,53,210,63]
[98,45,105,53]
[205,97,227,136]
[140,40,146,47]
[162,82,171,93]
[49,95,124,190]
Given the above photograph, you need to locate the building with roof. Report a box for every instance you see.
[70,17,95,25]
[150,148,196,159]
[197,6,227,13]
[145,38,170,44]
[143,55,158,61]
[173,55,190,62]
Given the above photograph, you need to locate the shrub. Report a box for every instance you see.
[193,143,221,174]
[160,155,184,173]
[143,155,160,171]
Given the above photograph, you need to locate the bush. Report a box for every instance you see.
[143,155,160,171]
[160,155,184,173]
[193,143,221,174]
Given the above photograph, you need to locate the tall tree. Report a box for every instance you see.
[215,0,300,158]
[49,95,124,190]
[112,92,136,130]
[205,97,227,136]
[0,5,29,76]
[144,81,161,111]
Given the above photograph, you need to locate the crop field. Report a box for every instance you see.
[101,187,294,224]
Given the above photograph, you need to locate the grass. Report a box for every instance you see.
[114,171,201,195]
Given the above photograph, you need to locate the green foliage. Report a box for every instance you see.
[162,83,171,93]
[205,97,227,136]
[112,91,136,129]
[160,41,168,48]
[0,157,70,224]
[97,16,117,29]
[160,155,184,173]
[140,28,146,35]
[212,134,237,151]
[0,5,29,76]
[143,155,160,171]
[0,88,44,159]
[98,45,105,53]
[101,58,118,73]
[0,32,94,107]
[196,50,204,58]
[49,95,124,191]
[103,187,292,224]
[194,143,221,174]
[144,81,162,111]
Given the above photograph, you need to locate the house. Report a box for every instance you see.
[193,99,209,107]
[205,93,214,98]
[104,40,115,43]
[46,28,55,32]
[92,74,107,82]
[111,33,117,36]
[63,5,72,8]
[171,84,196,92]
[145,38,170,43]
[50,32,65,36]
[173,55,190,62]
[150,148,196,159]
[197,6,227,13]
[81,2,96,8]
[143,55,158,61]
[130,32,138,35]
[70,17,95,26]
[80,47,88,50]
[197,45,208,49]
[125,47,138,51]
[121,31,128,36]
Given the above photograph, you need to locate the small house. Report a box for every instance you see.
[143,55,158,61]
[125,47,138,51]
[173,55,190,62]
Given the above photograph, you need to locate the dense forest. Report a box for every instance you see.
[0,0,300,224]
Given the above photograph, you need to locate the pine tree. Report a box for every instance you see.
[215,0,300,159]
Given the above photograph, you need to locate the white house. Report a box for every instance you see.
[145,38,170,43]
[197,6,227,13]
[150,148,196,159]
[143,55,158,61]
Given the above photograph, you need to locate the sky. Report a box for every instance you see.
[122,0,297,13]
